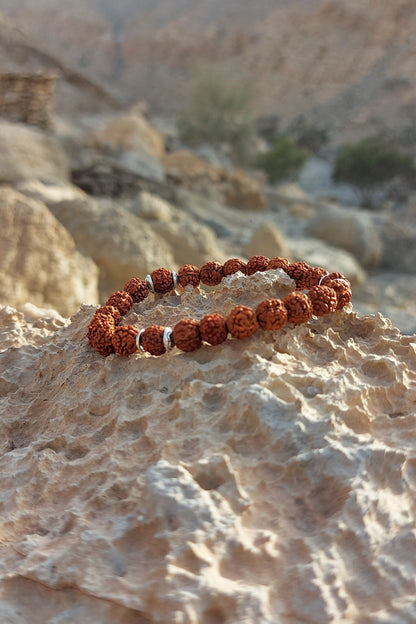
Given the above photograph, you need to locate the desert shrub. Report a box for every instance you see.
[254,133,309,183]
[177,65,254,163]
[332,134,416,208]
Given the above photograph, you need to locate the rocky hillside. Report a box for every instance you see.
[0,11,120,114]
[1,0,415,142]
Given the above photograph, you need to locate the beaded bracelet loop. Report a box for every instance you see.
[86,256,352,358]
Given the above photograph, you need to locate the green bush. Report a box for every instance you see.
[333,134,416,208]
[177,65,254,163]
[255,133,309,183]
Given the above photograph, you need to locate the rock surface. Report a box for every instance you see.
[0,121,70,185]
[0,188,98,315]
[0,270,415,624]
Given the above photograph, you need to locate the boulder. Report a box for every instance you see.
[305,204,382,268]
[32,193,175,299]
[0,269,415,624]
[378,220,416,273]
[0,121,70,185]
[162,150,265,210]
[0,188,98,315]
[94,108,166,159]
[243,223,288,260]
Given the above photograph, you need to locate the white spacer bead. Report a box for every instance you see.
[318,273,330,286]
[136,328,146,353]
[163,327,174,351]
[171,270,179,289]
[145,274,155,293]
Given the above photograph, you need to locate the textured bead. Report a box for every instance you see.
[200,261,224,286]
[246,255,270,276]
[268,256,290,271]
[173,319,202,352]
[112,325,139,356]
[304,266,328,288]
[256,298,288,331]
[105,290,134,315]
[226,305,259,339]
[320,272,346,286]
[123,278,149,303]
[223,258,247,276]
[199,313,228,345]
[324,279,352,310]
[307,285,337,317]
[141,325,166,356]
[87,317,115,357]
[178,264,200,288]
[283,292,313,325]
[285,261,311,290]
[91,305,122,325]
[151,267,174,294]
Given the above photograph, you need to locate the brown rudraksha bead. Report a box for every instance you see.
[199,313,228,345]
[226,304,259,339]
[268,256,290,271]
[307,285,337,317]
[87,317,115,357]
[246,255,270,276]
[320,272,346,286]
[140,325,166,356]
[324,279,352,310]
[304,266,328,288]
[285,261,311,290]
[173,319,202,352]
[123,278,149,303]
[112,325,139,356]
[92,305,122,325]
[200,261,224,286]
[283,292,313,325]
[151,267,174,294]
[256,298,288,331]
[178,264,200,288]
[223,258,247,276]
[105,290,134,315]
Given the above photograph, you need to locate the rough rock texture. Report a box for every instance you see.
[0,270,415,624]
[0,120,70,185]
[0,187,99,315]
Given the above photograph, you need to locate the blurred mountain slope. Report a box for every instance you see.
[0,0,415,140]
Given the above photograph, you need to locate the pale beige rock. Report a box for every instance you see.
[0,120,70,185]
[243,223,288,259]
[130,191,174,222]
[305,204,383,268]
[0,188,99,316]
[22,192,175,301]
[163,150,265,210]
[94,109,166,159]
[0,270,415,624]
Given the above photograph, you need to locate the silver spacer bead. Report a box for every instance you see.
[136,328,146,353]
[171,270,179,289]
[318,273,330,286]
[145,274,155,293]
[331,277,351,288]
[163,327,174,351]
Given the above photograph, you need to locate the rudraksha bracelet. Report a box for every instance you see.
[86,256,352,358]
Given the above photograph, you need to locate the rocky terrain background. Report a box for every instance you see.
[1,0,416,143]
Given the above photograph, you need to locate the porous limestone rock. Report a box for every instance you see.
[0,187,98,315]
[0,120,70,185]
[0,269,415,624]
